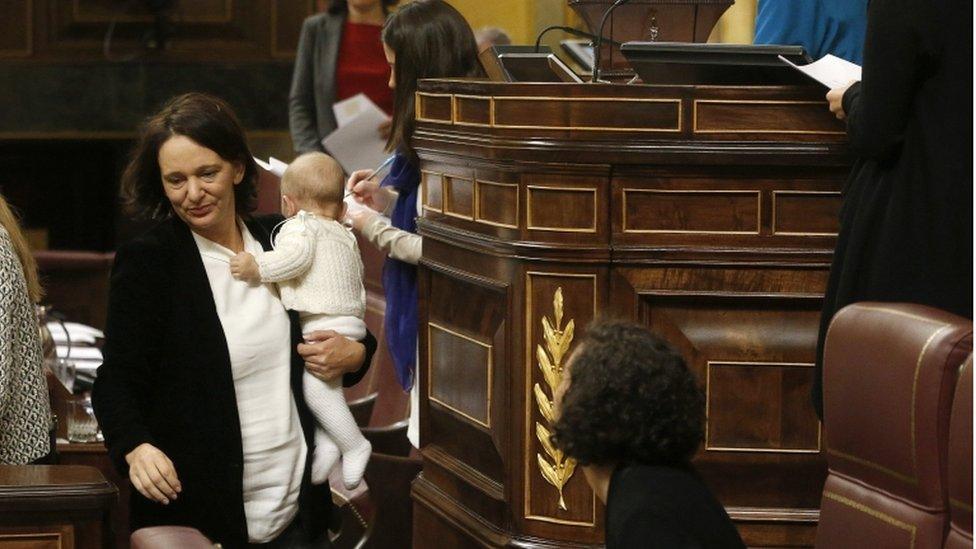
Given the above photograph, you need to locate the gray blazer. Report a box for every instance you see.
[289,12,345,154]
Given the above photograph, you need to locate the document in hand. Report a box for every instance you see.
[323,93,390,175]
[254,156,289,178]
[778,54,862,89]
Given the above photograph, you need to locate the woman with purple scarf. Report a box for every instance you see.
[345,0,483,448]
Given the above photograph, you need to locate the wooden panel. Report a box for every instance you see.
[694,100,845,135]
[0,0,32,58]
[428,323,492,429]
[772,191,842,236]
[417,93,453,123]
[444,174,475,221]
[71,0,232,23]
[493,97,681,132]
[707,361,821,453]
[0,527,71,549]
[623,189,761,234]
[524,272,598,528]
[456,95,492,127]
[271,0,313,57]
[422,171,444,212]
[476,180,519,229]
[527,186,597,233]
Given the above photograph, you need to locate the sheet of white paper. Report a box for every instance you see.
[333,93,375,128]
[46,322,103,345]
[56,345,103,361]
[779,54,862,89]
[254,156,287,178]
[322,106,390,175]
[71,359,103,372]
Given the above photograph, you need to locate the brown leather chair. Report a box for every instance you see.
[130,526,215,548]
[34,250,115,330]
[816,303,973,549]
[945,355,973,549]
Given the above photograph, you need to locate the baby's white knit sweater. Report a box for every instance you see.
[256,212,365,318]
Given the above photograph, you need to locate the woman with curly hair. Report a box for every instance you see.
[552,320,744,549]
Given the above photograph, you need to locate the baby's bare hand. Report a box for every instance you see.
[230,252,260,282]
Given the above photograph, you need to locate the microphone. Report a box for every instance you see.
[591,0,633,83]
[533,25,622,54]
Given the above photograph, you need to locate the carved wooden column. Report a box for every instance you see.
[411,79,849,548]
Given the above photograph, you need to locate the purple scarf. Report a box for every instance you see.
[381,152,420,390]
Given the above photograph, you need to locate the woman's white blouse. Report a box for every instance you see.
[192,222,306,543]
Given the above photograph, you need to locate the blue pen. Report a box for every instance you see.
[346,155,395,198]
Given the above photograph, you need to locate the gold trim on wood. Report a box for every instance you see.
[427,322,493,429]
[475,180,520,229]
[421,170,443,213]
[453,94,494,128]
[416,92,455,124]
[771,190,843,236]
[692,99,846,135]
[524,272,598,527]
[443,174,476,221]
[533,288,577,511]
[526,185,598,233]
[0,0,33,58]
[823,491,917,548]
[621,188,761,235]
[705,361,822,454]
[492,95,682,133]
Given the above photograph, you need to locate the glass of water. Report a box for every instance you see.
[66,396,99,443]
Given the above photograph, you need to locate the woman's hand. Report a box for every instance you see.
[298,330,367,382]
[344,207,378,233]
[826,80,856,120]
[347,169,383,210]
[125,443,182,505]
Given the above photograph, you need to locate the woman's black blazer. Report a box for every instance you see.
[92,215,376,547]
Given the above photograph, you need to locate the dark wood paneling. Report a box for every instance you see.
[428,323,492,429]
[0,0,32,58]
[694,100,846,136]
[475,180,519,229]
[444,174,475,221]
[1,0,314,62]
[623,188,761,234]
[772,191,843,236]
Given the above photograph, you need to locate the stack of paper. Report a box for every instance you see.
[778,54,862,89]
[323,93,391,175]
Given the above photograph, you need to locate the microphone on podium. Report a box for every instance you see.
[591,0,633,82]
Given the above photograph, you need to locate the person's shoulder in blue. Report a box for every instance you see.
[754,0,868,64]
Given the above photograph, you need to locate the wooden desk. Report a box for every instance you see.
[411,79,849,547]
[0,465,116,549]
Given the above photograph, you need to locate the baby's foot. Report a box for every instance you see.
[341,438,372,490]
[311,429,340,485]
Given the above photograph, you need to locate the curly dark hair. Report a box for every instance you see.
[551,320,705,467]
[120,92,258,220]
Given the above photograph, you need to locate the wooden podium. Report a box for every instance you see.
[409,77,850,548]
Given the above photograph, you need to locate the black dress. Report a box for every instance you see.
[813,0,973,417]
[605,464,745,549]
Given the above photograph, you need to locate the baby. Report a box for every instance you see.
[230,152,371,489]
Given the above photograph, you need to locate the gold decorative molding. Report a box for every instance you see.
[415,92,455,124]
[770,190,842,236]
[533,288,577,511]
[526,185,598,233]
[621,188,761,235]
[475,180,520,229]
[493,96,682,133]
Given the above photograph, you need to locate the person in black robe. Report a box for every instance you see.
[551,321,745,549]
[814,0,973,418]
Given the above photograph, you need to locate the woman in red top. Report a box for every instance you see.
[289,0,397,154]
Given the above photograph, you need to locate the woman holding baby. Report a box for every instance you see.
[92,92,377,548]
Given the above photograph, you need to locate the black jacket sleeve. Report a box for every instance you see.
[342,329,377,387]
[843,0,924,162]
[91,238,164,474]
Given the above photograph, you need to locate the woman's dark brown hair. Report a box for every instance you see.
[382,0,483,161]
[328,0,398,15]
[120,92,259,220]
[551,320,705,467]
